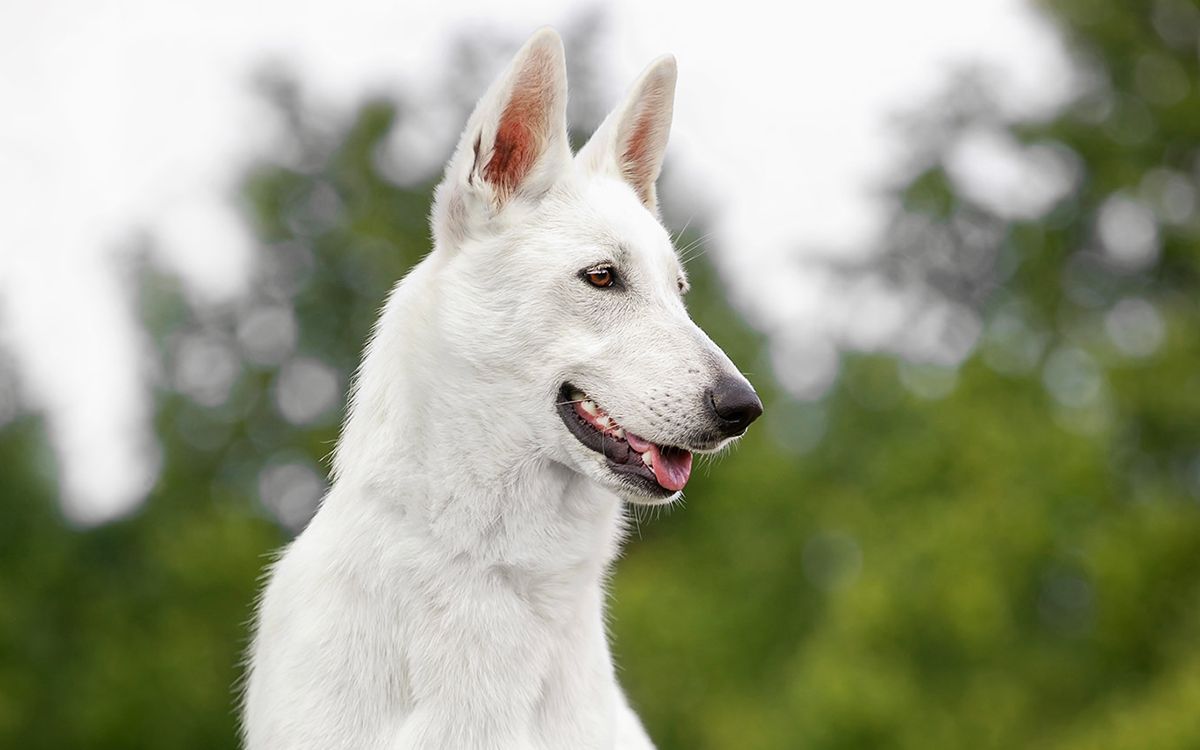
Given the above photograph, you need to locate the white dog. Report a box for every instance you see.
[243,28,762,750]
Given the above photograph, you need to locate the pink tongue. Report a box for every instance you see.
[626,432,653,452]
[649,444,693,492]
[627,432,693,492]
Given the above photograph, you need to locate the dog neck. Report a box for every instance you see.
[330,257,626,588]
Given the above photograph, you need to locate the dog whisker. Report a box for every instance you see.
[670,212,697,245]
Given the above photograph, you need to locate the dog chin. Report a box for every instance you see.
[620,486,682,507]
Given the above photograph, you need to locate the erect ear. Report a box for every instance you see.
[577,55,677,214]
[432,28,571,247]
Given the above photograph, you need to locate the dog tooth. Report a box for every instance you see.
[571,390,586,402]
[642,452,653,467]
[581,400,599,416]
[597,415,613,429]
[613,427,625,439]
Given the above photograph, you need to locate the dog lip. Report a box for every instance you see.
[604,459,675,497]
[556,382,681,497]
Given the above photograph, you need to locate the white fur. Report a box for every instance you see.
[243,28,755,750]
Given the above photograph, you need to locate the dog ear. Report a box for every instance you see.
[432,28,571,248]
[577,55,676,215]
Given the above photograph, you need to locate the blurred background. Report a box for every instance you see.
[2,0,1199,747]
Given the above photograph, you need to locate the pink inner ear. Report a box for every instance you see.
[483,61,554,199]
[619,86,669,208]
[621,112,657,206]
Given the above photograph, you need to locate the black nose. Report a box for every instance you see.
[707,376,763,437]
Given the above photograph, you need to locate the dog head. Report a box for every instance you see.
[430,29,761,504]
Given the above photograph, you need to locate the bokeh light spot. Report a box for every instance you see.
[273,356,340,425]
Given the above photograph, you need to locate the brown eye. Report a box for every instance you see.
[585,268,615,288]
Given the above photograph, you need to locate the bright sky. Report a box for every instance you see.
[0,0,1073,523]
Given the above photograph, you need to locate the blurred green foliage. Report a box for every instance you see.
[2,1,1199,747]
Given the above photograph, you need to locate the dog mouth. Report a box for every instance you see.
[557,383,693,496]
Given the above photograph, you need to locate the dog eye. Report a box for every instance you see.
[584,267,616,288]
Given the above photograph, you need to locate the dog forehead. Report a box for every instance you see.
[567,177,675,266]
